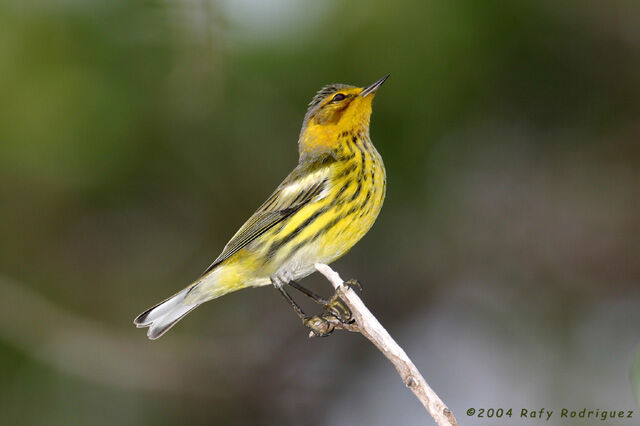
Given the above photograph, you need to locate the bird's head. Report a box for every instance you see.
[298,75,389,159]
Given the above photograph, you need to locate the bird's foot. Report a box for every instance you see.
[322,292,353,324]
[319,279,362,323]
[304,314,336,337]
[344,278,363,292]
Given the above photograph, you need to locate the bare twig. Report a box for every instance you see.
[314,263,458,426]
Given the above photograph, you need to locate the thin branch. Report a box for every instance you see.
[314,263,458,426]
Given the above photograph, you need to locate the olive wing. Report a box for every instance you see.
[201,164,331,275]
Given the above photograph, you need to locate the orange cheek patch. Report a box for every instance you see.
[298,92,374,158]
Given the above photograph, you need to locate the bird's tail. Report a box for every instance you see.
[133,286,200,340]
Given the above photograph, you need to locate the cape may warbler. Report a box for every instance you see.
[135,75,389,339]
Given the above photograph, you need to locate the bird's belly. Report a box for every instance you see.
[272,201,383,281]
[319,205,381,260]
[246,154,385,285]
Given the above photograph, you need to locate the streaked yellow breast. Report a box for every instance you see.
[266,130,385,267]
[188,130,385,301]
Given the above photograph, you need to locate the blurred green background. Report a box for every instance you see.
[1,0,639,425]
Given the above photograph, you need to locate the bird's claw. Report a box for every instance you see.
[323,293,353,324]
[304,314,336,338]
[344,278,363,292]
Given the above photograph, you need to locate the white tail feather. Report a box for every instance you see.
[134,286,199,339]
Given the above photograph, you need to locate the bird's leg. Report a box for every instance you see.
[275,282,306,320]
[286,280,325,303]
[272,277,335,337]
[287,280,354,324]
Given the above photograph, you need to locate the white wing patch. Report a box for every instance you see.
[279,168,331,201]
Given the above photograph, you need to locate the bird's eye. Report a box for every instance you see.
[332,93,346,102]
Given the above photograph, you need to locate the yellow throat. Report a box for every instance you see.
[298,75,389,160]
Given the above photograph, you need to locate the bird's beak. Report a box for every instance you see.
[359,74,390,97]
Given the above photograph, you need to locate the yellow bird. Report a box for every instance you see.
[134,75,389,339]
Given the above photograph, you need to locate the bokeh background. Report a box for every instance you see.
[1,0,639,425]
